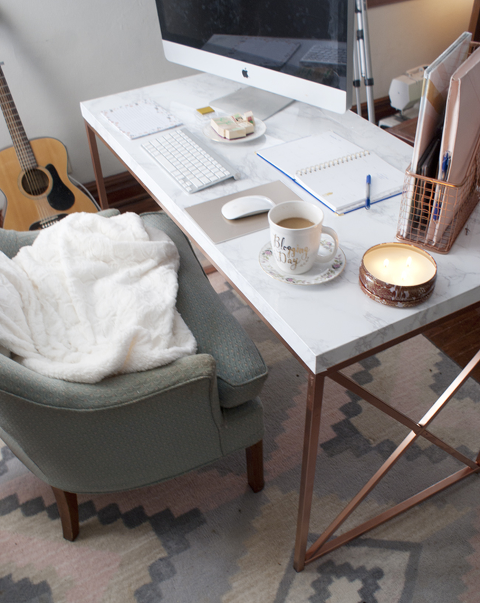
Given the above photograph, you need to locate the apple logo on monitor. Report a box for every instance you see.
[155,0,353,115]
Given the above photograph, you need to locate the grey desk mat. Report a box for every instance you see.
[186,181,302,244]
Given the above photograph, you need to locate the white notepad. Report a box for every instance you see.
[101,100,182,139]
[257,131,405,214]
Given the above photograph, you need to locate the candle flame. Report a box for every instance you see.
[383,259,389,268]
[406,256,412,267]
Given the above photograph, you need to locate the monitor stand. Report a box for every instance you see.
[209,87,293,121]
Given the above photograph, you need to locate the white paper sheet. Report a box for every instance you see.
[101,100,182,139]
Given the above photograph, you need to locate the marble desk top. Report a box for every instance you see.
[81,73,480,374]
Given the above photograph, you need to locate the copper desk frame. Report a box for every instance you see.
[84,120,480,574]
[294,315,480,572]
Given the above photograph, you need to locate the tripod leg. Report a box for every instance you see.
[353,40,362,114]
[355,0,376,123]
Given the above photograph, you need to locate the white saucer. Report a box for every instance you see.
[259,239,346,285]
[203,119,266,144]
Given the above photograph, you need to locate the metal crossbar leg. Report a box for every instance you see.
[294,348,480,571]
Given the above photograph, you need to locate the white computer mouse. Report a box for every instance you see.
[221,195,274,220]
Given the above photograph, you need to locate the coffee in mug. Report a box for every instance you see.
[276,218,315,229]
[268,201,339,275]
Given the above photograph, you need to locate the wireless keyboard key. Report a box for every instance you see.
[142,127,237,193]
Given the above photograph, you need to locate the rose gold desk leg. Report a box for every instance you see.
[84,121,109,210]
[293,372,325,572]
[301,347,480,566]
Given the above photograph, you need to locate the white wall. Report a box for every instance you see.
[368,0,473,100]
[0,0,195,187]
[0,0,473,189]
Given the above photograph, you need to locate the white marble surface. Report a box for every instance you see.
[81,73,480,374]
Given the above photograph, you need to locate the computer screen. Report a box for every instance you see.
[154,0,354,117]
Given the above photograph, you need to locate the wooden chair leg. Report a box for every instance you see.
[246,440,264,493]
[51,487,79,541]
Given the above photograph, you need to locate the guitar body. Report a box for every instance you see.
[1,137,98,231]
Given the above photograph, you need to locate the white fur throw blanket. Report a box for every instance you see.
[0,212,197,383]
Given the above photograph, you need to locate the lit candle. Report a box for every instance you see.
[359,242,437,307]
[363,244,436,286]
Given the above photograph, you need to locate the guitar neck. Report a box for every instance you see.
[0,63,37,170]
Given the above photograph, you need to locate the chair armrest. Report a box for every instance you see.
[0,352,217,411]
[0,353,229,493]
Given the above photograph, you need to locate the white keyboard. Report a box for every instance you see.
[142,127,238,193]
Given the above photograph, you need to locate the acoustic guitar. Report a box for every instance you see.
[0,62,98,231]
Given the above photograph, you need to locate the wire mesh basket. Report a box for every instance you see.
[396,134,480,254]
[396,42,480,254]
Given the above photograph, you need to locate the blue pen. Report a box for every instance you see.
[434,152,451,221]
[365,174,371,210]
[440,152,451,180]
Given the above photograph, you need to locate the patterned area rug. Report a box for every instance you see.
[1,272,479,603]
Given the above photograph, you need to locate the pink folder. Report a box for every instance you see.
[437,47,480,185]
[427,46,480,244]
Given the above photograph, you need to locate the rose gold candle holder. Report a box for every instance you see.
[359,242,437,307]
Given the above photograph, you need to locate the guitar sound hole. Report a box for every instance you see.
[21,168,49,196]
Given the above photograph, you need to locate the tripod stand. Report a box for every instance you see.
[353,0,375,123]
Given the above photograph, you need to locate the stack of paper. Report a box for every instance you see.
[101,100,182,139]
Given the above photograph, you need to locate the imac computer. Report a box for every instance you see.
[153,0,354,118]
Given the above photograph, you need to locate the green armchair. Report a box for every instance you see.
[0,210,267,541]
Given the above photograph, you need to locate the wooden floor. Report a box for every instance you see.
[423,306,480,382]
[87,173,480,384]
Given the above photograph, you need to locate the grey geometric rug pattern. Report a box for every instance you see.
[1,272,479,603]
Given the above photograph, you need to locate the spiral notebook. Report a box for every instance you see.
[257,131,404,214]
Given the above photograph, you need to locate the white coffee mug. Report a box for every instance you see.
[268,201,339,275]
